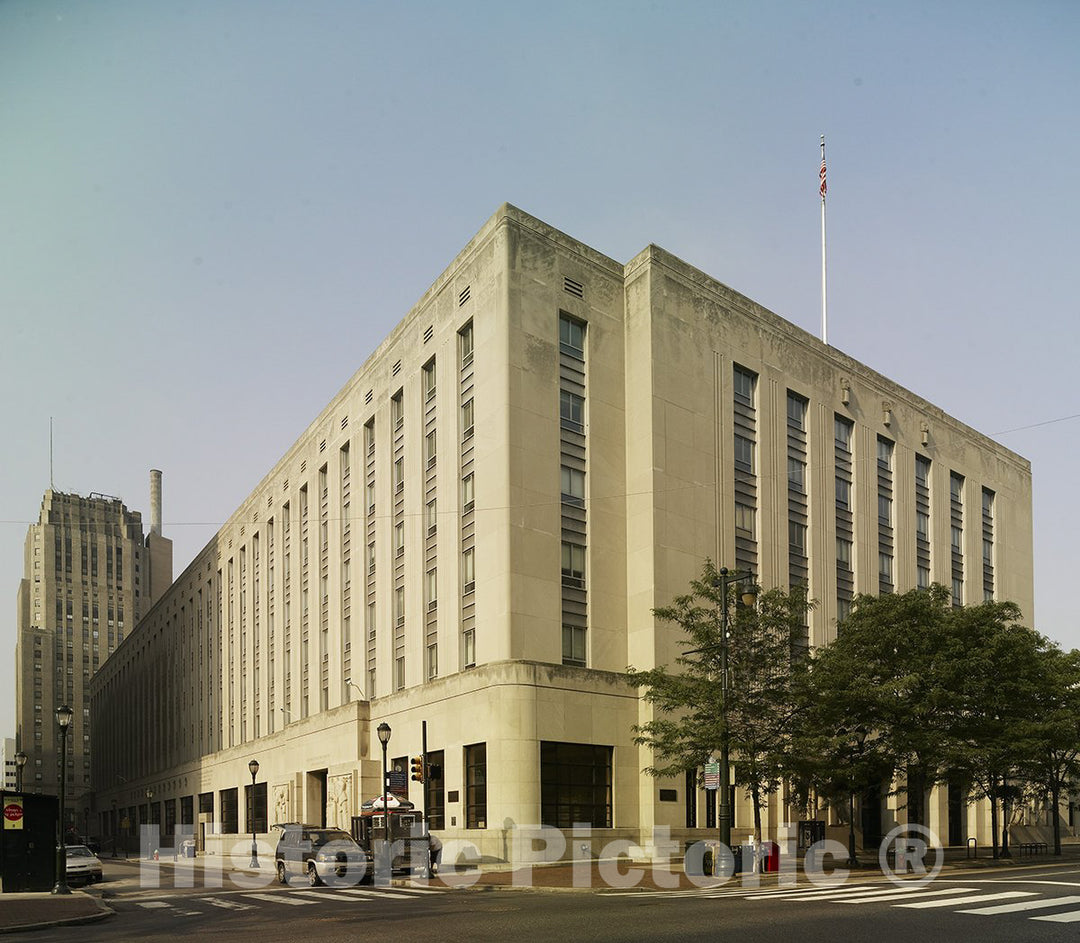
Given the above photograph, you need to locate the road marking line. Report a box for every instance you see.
[1031,909,1080,923]
[960,895,1080,915]
[137,901,172,909]
[203,897,255,910]
[245,892,316,905]
[748,885,891,901]
[895,891,1034,909]
[838,887,980,904]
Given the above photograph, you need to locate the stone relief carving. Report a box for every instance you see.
[327,773,352,829]
[273,783,290,825]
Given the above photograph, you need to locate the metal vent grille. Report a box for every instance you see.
[563,276,584,298]
[423,325,434,343]
[459,286,470,306]
[392,360,402,377]
[365,389,373,405]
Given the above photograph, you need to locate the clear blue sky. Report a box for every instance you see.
[2,0,1078,739]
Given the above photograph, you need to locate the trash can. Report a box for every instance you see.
[180,839,196,859]
[761,841,779,873]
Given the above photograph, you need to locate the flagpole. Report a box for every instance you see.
[820,135,828,345]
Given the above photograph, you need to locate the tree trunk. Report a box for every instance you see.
[990,790,1000,860]
[1051,781,1062,856]
[1001,790,1011,858]
[752,786,763,843]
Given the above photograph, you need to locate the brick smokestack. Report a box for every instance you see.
[150,469,162,537]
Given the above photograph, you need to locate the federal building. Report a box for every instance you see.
[88,205,1032,858]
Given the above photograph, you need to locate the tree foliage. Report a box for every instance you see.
[627,561,811,840]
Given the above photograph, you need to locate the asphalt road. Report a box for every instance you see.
[10,861,1080,942]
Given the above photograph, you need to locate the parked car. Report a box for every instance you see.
[273,824,366,886]
[65,844,103,885]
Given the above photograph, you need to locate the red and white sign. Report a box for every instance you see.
[3,799,24,830]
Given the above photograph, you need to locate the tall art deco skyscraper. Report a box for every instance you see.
[13,471,172,829]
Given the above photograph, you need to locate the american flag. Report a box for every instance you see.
[820,157,827,198]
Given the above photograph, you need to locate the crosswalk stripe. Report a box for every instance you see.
[1031,909,1080,924]
[960,895,1080,916]
[333,887,433,899]
[137,901,171,909]
[203,897,255,910]
[246,892,316,906]
[895,891,1034,909]
[746,884,865,901]
[839,886,980,904]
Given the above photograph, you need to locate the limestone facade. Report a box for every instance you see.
[88,205,1033,858]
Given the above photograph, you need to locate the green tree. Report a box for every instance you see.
[791,586,962,827]
[627,561,810,842]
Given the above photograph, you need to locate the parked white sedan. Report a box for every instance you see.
[65,844,103,885]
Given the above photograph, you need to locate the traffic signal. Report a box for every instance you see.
[410,755,425,783]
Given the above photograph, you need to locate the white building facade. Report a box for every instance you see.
[89,205,1033,859]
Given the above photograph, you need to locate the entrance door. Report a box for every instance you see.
[307,770,328,827]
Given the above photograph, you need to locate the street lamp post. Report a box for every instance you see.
[377,722,392,879]
[846,728,867,869]
[53,704,73,895]
[14,751,27,793]
[713,568,756,854]
[248,759,260,869]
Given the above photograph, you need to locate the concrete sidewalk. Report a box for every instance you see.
[0,892,112,934]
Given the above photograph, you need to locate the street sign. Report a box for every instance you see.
[704,762,720,790]
[3,798,24,830]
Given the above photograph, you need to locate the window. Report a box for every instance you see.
[423,359,436,401]
[426,499,437,536]
[734,502,755,536]
[918,565,931,589]
[395,656,405,691]
[560,390,584,433]
[952,526,963,550]
[836,537,852,567]
[835,416,852,448]
[559,315,585,358]
[915,455,931,486]
[394,587,405,625]
[394,457,404,492]
[788,458,806,492]
[879,552,893,582]
[219,788,239,834]
[733,435,755,472]
[561,466,585,505]
[878,494,892,525]
[425,430,437,468]
[463,628,476,668]
[462,399,475,440]
[540,742,613,829]
[245,781,267,834]
[952,577,963,607]
[877,437,893,469]
[561,542,586,589]
[465,743,487,829]
[463,548,475,593]
[916,511,929,539]
[835,477,850,510]
[733,366,756,405]
[786,392,807,429]
[367,601,376,640]
[562,624,586,667]
[391,391,403,429]
[789,521,807,554]
[462,474,475,513]
[426,643,438,680]
[459,322,474,368]
[426,568,437,609]
[951,473,964,501]
[367,542,376,574]
[395,521,405,556]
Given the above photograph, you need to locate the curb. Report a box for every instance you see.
[0,898,114,936]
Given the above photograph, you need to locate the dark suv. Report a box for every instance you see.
[274,824,366,886]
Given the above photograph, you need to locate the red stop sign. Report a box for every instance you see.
[3,803,23,823]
